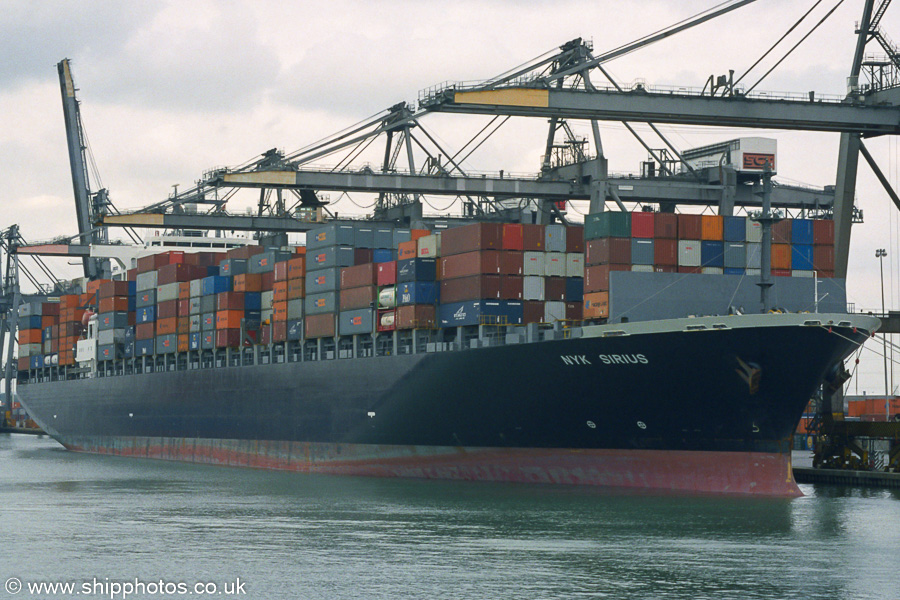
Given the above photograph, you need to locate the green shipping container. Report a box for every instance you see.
[584,212,631,240]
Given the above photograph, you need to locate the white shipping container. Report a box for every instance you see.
[544,253,567,277]
[189,315,201,332]
[189,279,203,298]
[544,301,567,323]
[18,343,41,357]
[136,270,158,292]
[261,309,273,323]
[678,240,702,267]
[746,268,761,276]
[261,290,275,309]
[701,267,724,275]
[631,265,654,272]
[524,251,545,276]
[76,339,96,362]
[566,253,584,277]
[417,233,441,258]
[98,328,127,346]
[156,282,180,303]
[746,219,762,243]
[523,276,545,301]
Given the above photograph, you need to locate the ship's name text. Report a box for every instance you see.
[560,353,649,366]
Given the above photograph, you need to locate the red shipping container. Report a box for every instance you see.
[183,252,219,267]
[772,269,792,277]
[654,213,678,239]
[340,286,376,311]
[654,265,677,273]
[98,280,129,299]
[565,226,584,252]
[502,224,524,250]
[565,301,583,320]
[678,266,702,274]
[377,261,397,286]
[157,299,178,319]
[98,297,129,313]
[523,300,544,324]
[631,211,655,238]
[773,219,792,244]
[272,321,287,342]
[157,263,202,285]
[440,222,503,256]
[441,275,503,302]
[341,263,378,289]
[440,250,523,279]
[177,299,191,317]
[586,238,631,265]
[654,238,678,266]
[136,322,155,340]
[127,268,137,282]
[813,219,834,245]
[354,248,374,266]
[522,224,545,251]
[215,328,242,348]
[274,260,289,282]
[501,276,524,300]
[813,245,834,272]
[234,274,262,293]
[259,323,271,345]
[156,317,177,335]
[217,292,245,311]
[287,257,306,280]
[678,214,702,240]
[585,264,629,293]
[545,277,567,301]
[818,270,834,279]
[225,245,264,260]
[261,271,275,290]
[305,313,335,338]
[40,302,60,316]
[395,304,436,329]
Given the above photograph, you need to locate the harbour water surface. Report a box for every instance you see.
[2,433,899,599]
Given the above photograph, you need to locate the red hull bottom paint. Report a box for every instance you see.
[62,436,802,496]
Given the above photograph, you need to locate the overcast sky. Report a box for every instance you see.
[2,0,899,391]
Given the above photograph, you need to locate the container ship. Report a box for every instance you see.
[13,214,879,496]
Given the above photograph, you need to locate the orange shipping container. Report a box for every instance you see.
[287,279,305,300]
[79,293,93,306]
[287,257,306,280]
[847,400,865,417]
[156,317,177,336]
[98,296,130,313]
[177,317,190,335]
[178,282,191,300]
[41,315,57,329]
[177,334,189,353]
[583,291,609,319]
[274,281,288,303]
[700,215,724,240]
[398,241,417,260]
[18,329,42,344]
[216,310,244,330]
[59,295,79,308]
[771,244,792,270]
[233,273,263,293]
[410,229,430,242]
[273,301,288,322]
[85,279,110,296]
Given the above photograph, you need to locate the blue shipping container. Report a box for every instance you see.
[398,282,439,305]
[792,244,814,270]
[397,258,437,282]
[189,332,201,351]
[136,339,154,356]
[724,267,745,275]
[29,355,43,369]
[723,216,746,242]
[244,292,262,311]
[373,248,395,263]
[392,229,412,248]
[287,319,304,341]
[374,228,394,249]
[791,219,814,245]
[566,277,584,302]
[137,305,156,324]
[25,315,42,329]
[701,241,725,267]
[438,300,524,328]
[631,238,654,265]
[123,340,134,358]
[200,275,231,296]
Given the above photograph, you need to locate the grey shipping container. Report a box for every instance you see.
[338,308,375,335]
[190,279,203,298]
[98,328,127,346]
[218,259,248,277]
[200,295,216,314]
[355,226,375,248]
[566,254,584,277]
[17,302,43,318]
[631,239,655,265]
[523,251,545,276]
[544,224,567,253]
[746,219,762,243]
[136,270,158,292]
[189,314,201,332]
[306,246,354,271]
[631,265,654,272]
[189,297,202,315]
[201,312,216,331]
[287,298,304,320]
[157,282,180,303]
[135,289,157,308]
[200,332,216,350]
[261,290,275,310]
[305,291,338,315]
[544,253,567,277]
[374,227,394,249]
[98,313,130,331]
[392,229,411,248]
[249,250,292,274]
[523,276,545,301]
[746,243,762,269]
[307,223,355,249]
[724,243,746,269]
[544,301,567,323]
[155,334,177,354]
[306,267,341,294]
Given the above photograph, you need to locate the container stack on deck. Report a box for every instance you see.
[583,211,837,319]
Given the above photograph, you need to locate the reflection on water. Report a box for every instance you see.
[2,434,899,600]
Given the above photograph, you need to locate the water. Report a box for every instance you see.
[2,434,899,600]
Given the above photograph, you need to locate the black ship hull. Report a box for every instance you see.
[17,313,878,495]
